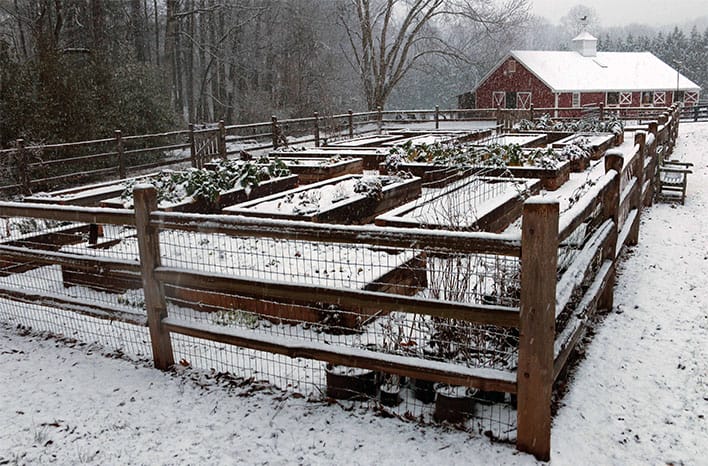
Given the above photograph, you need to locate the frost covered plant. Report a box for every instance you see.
[354,176,383,200]
[561,142,591,161]
[291,191,321,215]
[120,158,291,206]
[526,147,562,169]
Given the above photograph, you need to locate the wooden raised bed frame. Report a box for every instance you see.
[100,174,299,213]
[271,148,386,170]
[223,174,422,224]
[383,160,570,191]
[60,242,427,329]
[270,157,363,184]
[552,133,616,160]
[376,176,542,233]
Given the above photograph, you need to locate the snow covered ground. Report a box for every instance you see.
[1,123,707,465]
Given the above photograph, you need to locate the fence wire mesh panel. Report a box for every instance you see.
[0,301,151,359]
[150,222,519,441]
[0,215,150,358]
[0,206,521,442]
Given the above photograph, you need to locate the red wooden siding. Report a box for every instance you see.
[474,57,555,108]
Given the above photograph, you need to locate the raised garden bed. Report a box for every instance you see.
[271,148,386,171]
[60,233,427,329]
[384,142,571,191]
[24,174,155,207]
[471,160,571,191]
[101,174,298,213]
[326,134,405,147]
[474,133,547,147]
[375,176,541,233]
[387,128,493,143]
[377,162,464,189]
[552,132,617,160]
[0,223,91,276]
[260,157,363,184]
[99,160,299,214]
[380,134,458,147]
[223,174,422,224]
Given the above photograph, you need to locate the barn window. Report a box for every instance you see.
[674,91,684,103]
[606,92,619,106]
[507,59,517,73]
[572,93,581,108]
[505,92,517,109]
[641,91,653,106]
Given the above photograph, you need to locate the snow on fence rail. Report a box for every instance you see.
[0,105,680,461]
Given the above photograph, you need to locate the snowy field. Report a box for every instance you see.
[1,123,707,464]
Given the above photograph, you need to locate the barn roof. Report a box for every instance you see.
[508,50,700,93]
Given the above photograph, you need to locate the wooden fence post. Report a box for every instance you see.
[188,123,197,168]
[218,120,227,160]
[313,111,320,147]
[271,116,279,149]
[434,105,440,129]
[15,139,31,195]
[517,199,559,462]
[599,153,622,310]
[599,102,605,120]
[348,109,354,139]
[630,132,645,244]
[134,185,175,370]
[115,130,126,179]
[376,106,383,134]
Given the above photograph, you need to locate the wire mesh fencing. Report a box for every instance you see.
[0,204,522,442]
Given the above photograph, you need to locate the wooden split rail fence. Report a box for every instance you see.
[0,105,679,197]
[0,106,680,461]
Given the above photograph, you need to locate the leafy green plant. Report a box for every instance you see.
[120,158,291,206]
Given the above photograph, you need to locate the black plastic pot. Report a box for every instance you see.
[325,364,378,400]
[379,383,402,407]
[433,384,476,423]
[411,378,436,404]
[475,390,507,404]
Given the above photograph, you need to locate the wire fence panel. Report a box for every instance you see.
[0,204,521,441]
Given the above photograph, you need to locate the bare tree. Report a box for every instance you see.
[340,0,529,110]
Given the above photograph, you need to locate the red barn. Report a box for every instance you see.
[464,33,701,110]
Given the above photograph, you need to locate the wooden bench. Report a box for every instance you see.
[657,160,693,205]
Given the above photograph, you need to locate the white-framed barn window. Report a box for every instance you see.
[507,59,517,73]
[619,92,632,106]
[685,91,699,105]
[653,91,666,106]
[492,91,506,108]
[572,92,580,108]
[517,92,531,109]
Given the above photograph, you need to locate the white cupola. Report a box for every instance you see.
[572,32,598,57]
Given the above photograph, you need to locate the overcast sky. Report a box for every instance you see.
[531,0,707,27]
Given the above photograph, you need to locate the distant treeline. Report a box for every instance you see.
[600,27,708,94]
